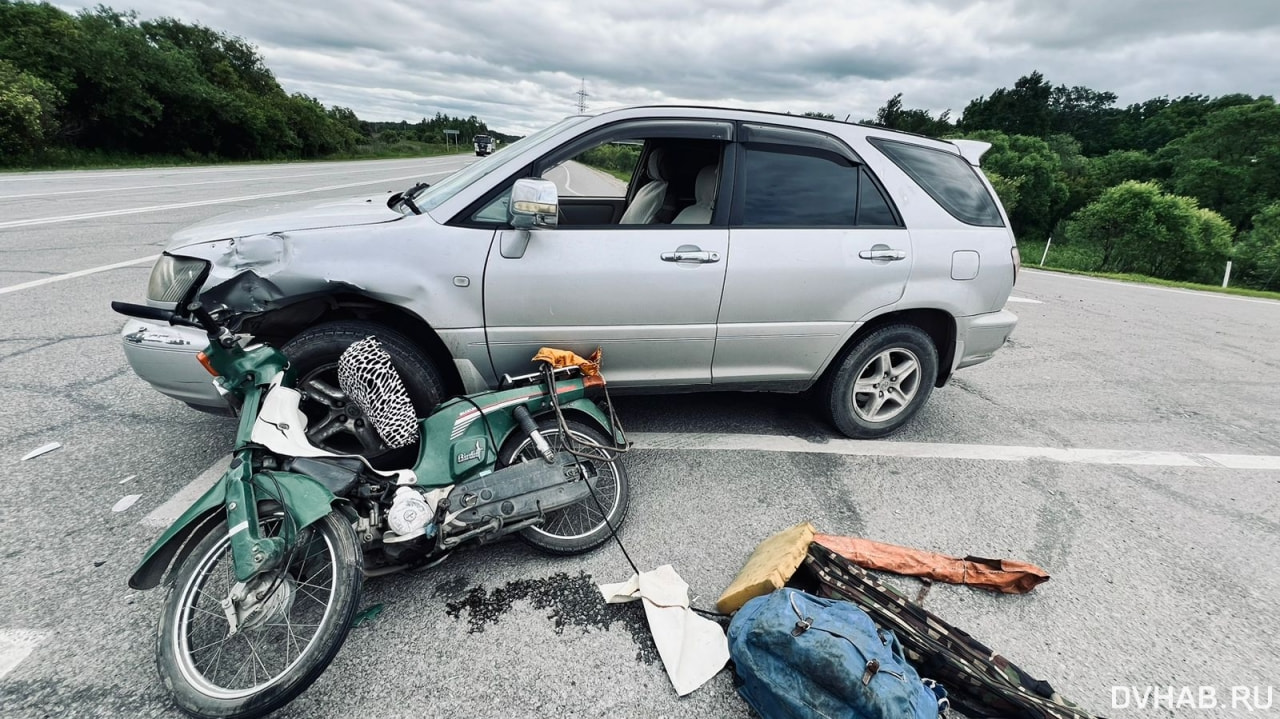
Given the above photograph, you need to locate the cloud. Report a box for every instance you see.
[58,0,1280,135]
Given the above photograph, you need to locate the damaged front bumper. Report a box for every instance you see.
[121,319,227,413]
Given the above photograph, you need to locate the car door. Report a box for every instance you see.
[482,120,735,387]
[714,123,911,385]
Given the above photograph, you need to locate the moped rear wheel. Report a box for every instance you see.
[499,418,630,555]
[156,508,363,719]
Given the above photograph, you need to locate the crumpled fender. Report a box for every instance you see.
[129,470,340,590]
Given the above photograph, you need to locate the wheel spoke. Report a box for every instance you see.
[892,356,918,383]
[351,419,387,454]
[301,378,345,408]
[853,376,879,394]
[307,413,346,443]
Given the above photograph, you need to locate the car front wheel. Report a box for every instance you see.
[282,321,444,463]
[826,324,938,439]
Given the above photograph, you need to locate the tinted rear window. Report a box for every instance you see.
[870,138,1004,227]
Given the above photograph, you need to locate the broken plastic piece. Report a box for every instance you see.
[21,442,61,461]
[351,603,385,627]
[112,494,141,513]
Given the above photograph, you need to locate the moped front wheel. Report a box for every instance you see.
[156,508,363,719]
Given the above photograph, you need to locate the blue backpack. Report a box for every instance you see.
[728,588,944,719]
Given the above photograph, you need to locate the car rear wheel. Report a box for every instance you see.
[282,321,443,464]
[826,324,937,439]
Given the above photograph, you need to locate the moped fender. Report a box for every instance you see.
[543,398,626,446]
[129,470,339,590]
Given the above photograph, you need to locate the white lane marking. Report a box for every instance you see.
[1005,296,1042,304]
[1023,269,1280,307]
[0,630,46,680]
[0,254,157,295]
[0,170,452,230]
[629,432,1280,470]
[141,458,228,529]
[0,161,469,200]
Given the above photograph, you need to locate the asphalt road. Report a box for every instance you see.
[2,157,1279,719]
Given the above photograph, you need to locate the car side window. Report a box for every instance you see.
[856,168,898,227]
[740,146,858,227]
[870,138,1004,227]
[542,141,639,199]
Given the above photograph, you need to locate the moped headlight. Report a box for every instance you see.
[146,255,209,303]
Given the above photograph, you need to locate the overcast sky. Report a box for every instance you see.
[61,0,1280,136]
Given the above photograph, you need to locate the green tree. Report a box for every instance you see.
[960,71,1053,137]
[1159,99,1280,230]
[1234,203,1280,289]
[1066,181,1232,283]
[0,58,60,158]
[963,130,1068,241]
[1048,84,1119,155]
[868,93,953,137]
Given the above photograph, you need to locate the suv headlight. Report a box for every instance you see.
[146,255,209,303]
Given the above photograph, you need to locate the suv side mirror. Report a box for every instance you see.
[510,178,559,229]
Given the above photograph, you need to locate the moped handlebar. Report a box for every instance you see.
[111,300,224,338]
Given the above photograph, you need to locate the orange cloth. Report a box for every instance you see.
[813,534,1050,594]
[532,347,602,376]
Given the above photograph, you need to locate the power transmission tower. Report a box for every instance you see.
[575,78,590,114]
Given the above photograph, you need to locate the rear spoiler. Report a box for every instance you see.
[950,140,992,167]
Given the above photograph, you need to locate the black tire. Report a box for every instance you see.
[826,324,938,439]
[282,321,444,463]
[156,509,363,719]
[498,418,630,555]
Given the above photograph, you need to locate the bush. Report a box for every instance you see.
[1064,181,1232,284]
[0,58,60,160]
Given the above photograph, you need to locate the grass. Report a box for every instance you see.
[0,141,465,173]
[1019,239,1280,301]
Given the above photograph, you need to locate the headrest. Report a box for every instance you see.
[694,165,717,204]
[646,149,667,182]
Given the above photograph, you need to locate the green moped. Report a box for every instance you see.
[112,298,629,719]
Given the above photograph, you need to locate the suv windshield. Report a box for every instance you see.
[409,116,590,215]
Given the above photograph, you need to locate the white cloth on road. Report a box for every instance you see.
[598,565,729,696]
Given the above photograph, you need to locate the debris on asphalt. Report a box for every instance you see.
[93,560,106,568]
[112,495,141,513]
[351,603,385,628]
[117,474,137,484]
[443,571,659,663]
[715,524,1099,719]
[716,521,815,614]
[813,533,1050,594]
[716,522,1050,614]
[20,442,62,461]
[600,565,729,697]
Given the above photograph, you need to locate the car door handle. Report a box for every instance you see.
[661,249,720,263]
[858,246,907,261]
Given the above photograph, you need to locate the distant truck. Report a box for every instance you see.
[473,134,496,156]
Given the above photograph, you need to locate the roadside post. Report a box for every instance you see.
[1223,260,1233,288]
[1040,235,1052,266]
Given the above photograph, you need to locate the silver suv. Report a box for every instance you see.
[122,106,1019,456]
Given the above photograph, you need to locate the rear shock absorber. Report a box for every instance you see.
[512,406,555,463]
